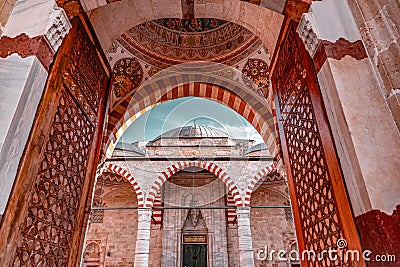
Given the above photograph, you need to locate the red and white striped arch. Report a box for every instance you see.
[104,79,279,159]
[145,161,242,207]
[152,191,163,224]
[105,163,145,207]
[244,163,276,206]
[226,192,237,225]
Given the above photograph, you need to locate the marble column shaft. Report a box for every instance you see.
[134,208,152,267]
[237,206,255,267]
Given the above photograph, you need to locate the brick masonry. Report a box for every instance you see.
[84,130,295,266]
[84,186,138,266]
[84,181,296,266]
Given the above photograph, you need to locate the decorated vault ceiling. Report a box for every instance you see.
[107,18,272,106]
[116,18,262,69]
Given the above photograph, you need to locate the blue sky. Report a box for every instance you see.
[119,97,265,144]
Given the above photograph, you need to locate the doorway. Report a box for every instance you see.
[182,244,207,267]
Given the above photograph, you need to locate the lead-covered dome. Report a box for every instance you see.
[153,125,229,141]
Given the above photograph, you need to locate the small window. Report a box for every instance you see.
[284,200,293,221]
[91,209,104,224]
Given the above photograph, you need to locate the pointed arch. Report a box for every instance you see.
[85,0,287,55]
[105,163,145,207]
[104,78,279,158]
[244,163,276,206]
[145,161,242,207]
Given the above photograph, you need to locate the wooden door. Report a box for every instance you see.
[183,244,207,267]
[271,21,365,267]
[0,15,110,266]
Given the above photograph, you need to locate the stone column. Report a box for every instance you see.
[134,208,152,267]
[236,206,254,267]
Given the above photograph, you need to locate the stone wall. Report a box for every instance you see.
[227,225,240,267]
[84,175,297,266]
[161,173,229,267]
[85,185,138,266]
[348,0,400,132]
[149,225,163,267]
[297,0,400,217]
[0,55,47,215]
[250,185,297,267]
[0,0,16,35]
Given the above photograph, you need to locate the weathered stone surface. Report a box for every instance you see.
[251,186,297,267]
[348,0,400,131]
[356,205,400,267]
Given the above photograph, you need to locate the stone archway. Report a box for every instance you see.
[244,163,276,206]
[83,241,101,266]
[145,161,241,207]
[0,1,379,266]
[86,181,140,266]
[105,163,145,206]
[99,20,366,266]
[84,0,287,55]
[104,77,279,158]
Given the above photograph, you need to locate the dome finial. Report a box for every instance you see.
[193,119,196,128]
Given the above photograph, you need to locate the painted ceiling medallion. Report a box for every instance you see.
[118,18,262,68]
[113,58,143,98]
[242,58,270,97]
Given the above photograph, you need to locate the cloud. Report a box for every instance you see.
[223,125,264,144]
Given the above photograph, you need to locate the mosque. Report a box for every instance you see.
[83,124,298,266]
[0,0,399,266]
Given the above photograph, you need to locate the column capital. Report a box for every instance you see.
[236,206,251,221]
[295,0,367,73]
[137,208,152,222]
[137,207,152,212]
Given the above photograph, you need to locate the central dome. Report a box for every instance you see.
[154,125,229,140]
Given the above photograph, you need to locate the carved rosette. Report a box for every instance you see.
[242,58,270,97]
[113,58,144,98]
